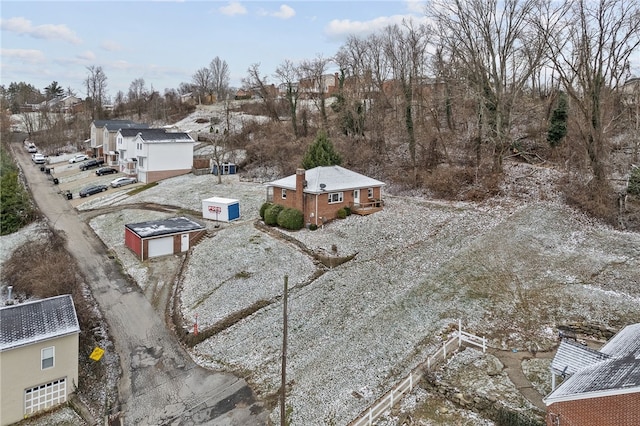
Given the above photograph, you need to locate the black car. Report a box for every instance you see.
[79,158,105,171]
[79,184,108,197]
[96,167,118,176]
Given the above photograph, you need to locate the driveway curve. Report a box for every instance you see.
[12,137,266,425]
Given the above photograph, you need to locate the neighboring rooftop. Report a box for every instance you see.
[0,295,80,351]
[125,216,205,238]
[545,323,640,403]
[266,165,385,193]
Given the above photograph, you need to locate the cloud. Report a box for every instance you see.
[76,51,96,61]
[404,0,426,14]
[219,1,247,16]
[1,48,46,63]
[101,40,123,52]
[258,4,295,19]
[325,15,420,40]
[271,5,295,19]
[1,17,82,44]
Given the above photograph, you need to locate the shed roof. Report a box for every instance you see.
[545,323,640,404]
[265,165,385,193]
[125,216,205,238]
[0,295,80,352]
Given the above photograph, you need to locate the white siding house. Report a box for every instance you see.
[132,129,195,183]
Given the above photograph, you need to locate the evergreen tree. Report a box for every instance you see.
[301,129,342,169]
[547,92,568,148]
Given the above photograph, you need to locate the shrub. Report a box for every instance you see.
[337,208,347,219]
[277,207,304,230]
[264,203,284,226]
[309,224,318,231]
[629,166,640,196]
[260,202,273,220]
[344,206,351,216]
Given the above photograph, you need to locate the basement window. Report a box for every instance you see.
[282,189,287,199]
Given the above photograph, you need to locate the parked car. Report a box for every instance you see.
[27,144,37,153]
[79,184,108,197]
[79,159,104,171]
[96,167,118,176]
[110,176,137,188]
[69,154,89,163]
[31,153,46,164]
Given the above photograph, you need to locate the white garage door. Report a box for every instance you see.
[24,377,67,415]
[148,237,173,258]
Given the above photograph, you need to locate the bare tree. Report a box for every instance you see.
[427,0,548,173]
[382,20,430,182]
[542,0,640,186]
[192,67,213,104]
[300,55,332,128]
[128,77,148,119]
[274,59,302,137]
[85,65,108,120]
[242,63,280,121]
[210,56,230,102]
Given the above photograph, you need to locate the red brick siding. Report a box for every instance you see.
[546,392,640,426]
[146,168,192,183]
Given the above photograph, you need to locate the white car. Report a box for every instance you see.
[69,154,89,163]
[111,176,138,188]
[31,153,46,164]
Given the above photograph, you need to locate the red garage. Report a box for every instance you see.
[125,216,206,261]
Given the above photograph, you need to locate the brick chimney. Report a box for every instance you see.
[295,168,306,212]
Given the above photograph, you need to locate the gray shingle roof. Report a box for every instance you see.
[551,339,611,376]
[138,131,193,143]
[265,165,385,193]
[545,323,640,403]
[0,295,80,351]
[118,128,166,138]
[125,216,205,238]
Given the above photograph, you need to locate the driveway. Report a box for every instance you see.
[12,138,266,425]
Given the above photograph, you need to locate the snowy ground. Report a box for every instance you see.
[76,161,640,425]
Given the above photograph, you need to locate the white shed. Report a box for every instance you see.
[202,197,240,222]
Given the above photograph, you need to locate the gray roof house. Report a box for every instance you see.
[266,166,386,226]
[544,323,640,426]
[0,295,80,425]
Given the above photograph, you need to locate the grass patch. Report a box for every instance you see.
[127,181,158,196]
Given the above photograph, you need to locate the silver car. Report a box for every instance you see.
[110,177,137,188]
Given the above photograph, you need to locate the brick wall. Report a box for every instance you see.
[547,392,640,426]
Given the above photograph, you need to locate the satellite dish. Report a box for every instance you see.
[320,183,326,191]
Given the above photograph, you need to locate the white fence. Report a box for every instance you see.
[348,320,486,426]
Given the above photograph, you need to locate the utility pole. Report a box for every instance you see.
[280,275,288,426]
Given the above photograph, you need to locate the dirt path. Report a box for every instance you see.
[487,347,555,411]
[12,139,267,425]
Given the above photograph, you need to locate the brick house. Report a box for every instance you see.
[544,323,640,425]
[0,295,80,425]
[265,165,385,226]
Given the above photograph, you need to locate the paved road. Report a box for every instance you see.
[12,138,266,425]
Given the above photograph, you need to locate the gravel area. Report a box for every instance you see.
[77,162,640,425]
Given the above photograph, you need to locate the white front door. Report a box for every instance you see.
[353,189,360,205]
[181,233,189,252]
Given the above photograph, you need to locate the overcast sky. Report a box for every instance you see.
[1,0,427,98]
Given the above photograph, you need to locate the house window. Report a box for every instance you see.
[41,346,54,369]
[282,189,287,199]
[24,378,67,415]
[368,188,374,199]
[328,192,343,204]
[138,157,144,167]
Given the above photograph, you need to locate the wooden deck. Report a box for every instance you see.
[351,201,384,216]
